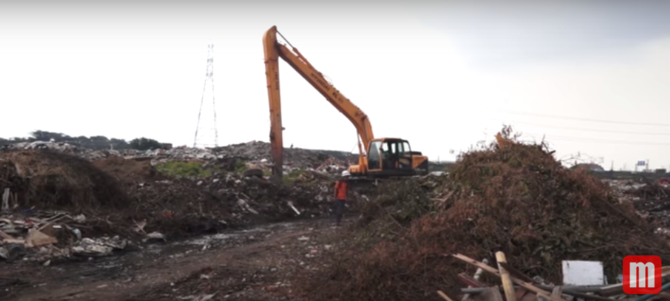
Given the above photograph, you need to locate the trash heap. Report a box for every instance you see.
[298,129,670,301]
[603,178,670,231]
[625,183,670,232]
[0,149,352,263]
[0,150,138,262]
[122,171,341,237]
[0,150,130,210]
[2,140,356,175]
[440,251,670,301]
[0,210,134,262]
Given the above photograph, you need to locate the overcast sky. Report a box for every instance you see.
[1,0,670,170]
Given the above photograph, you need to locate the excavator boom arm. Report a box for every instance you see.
[263,26,375,179]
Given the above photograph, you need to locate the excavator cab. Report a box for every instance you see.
[365,138,428,177]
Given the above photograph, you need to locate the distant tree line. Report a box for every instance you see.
[0,130,169,151]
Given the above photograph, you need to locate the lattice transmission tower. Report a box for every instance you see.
[193,44,219,148]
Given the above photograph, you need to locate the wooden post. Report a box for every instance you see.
[496,251,517,301]
[461,258,489,301]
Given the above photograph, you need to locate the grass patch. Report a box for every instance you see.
[233,160,247,174]
[155,161,212,178]
[282,169,306,185]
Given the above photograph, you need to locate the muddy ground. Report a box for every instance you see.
[1,217,348,301]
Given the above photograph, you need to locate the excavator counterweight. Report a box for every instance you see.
[262,26,429,183]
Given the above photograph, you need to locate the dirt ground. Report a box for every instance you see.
[1,217,348,301]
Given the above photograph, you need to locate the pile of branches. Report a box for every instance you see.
[297,127,670,301]
[630,183,670,201]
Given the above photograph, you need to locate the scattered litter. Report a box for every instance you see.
[144,232,167,243]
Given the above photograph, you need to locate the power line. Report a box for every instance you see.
[492,119,670,136]
[492,109,670,127]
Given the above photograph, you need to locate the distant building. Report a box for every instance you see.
[572,163,605,172]
[160,143,173,150]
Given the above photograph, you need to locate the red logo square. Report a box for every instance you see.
[623,255,662,295]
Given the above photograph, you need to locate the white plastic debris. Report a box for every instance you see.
[562,260,605,285]
[73,214,86,223]
[144,232,167,243]
[287,201,301,215]
[71,236,128,257]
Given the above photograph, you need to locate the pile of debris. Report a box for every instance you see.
[0,210,134,262]
[604,179,670,229]
[122,170,353,237]
[1,140,355,175]
[627,183,670,231]
[0,149,352,255]
[1,140,116,161]
[0,150,130,210]
[441,251,670,301]
[296,128,670,301]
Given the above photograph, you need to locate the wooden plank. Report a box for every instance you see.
[496,252,517,301]
[437,290,456,301]
[453,254,569,301]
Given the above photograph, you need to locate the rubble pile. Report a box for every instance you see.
[1,140,355,175]
[0,150,130,210]
[442,252,663,301]
[0,149,350,263]
[147,142,354,176]
[297,129,670,301]
[1,140,116,161]
[0,210,133,262]
[123,171,345,237]
[603,179,670,229]
[627,182,670,229]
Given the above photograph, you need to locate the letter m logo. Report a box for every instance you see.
[623,255,662,295]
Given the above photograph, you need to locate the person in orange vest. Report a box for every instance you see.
[332,170,350,226]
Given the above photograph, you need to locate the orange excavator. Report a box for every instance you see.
[262,26,429,183]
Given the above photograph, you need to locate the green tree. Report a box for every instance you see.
[30,130,69,142]
[129,137,163,150]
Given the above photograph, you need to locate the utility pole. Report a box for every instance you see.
[193,44,219,148]
[646,159,650,172]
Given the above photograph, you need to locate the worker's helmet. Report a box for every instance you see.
[341,170,351,177]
